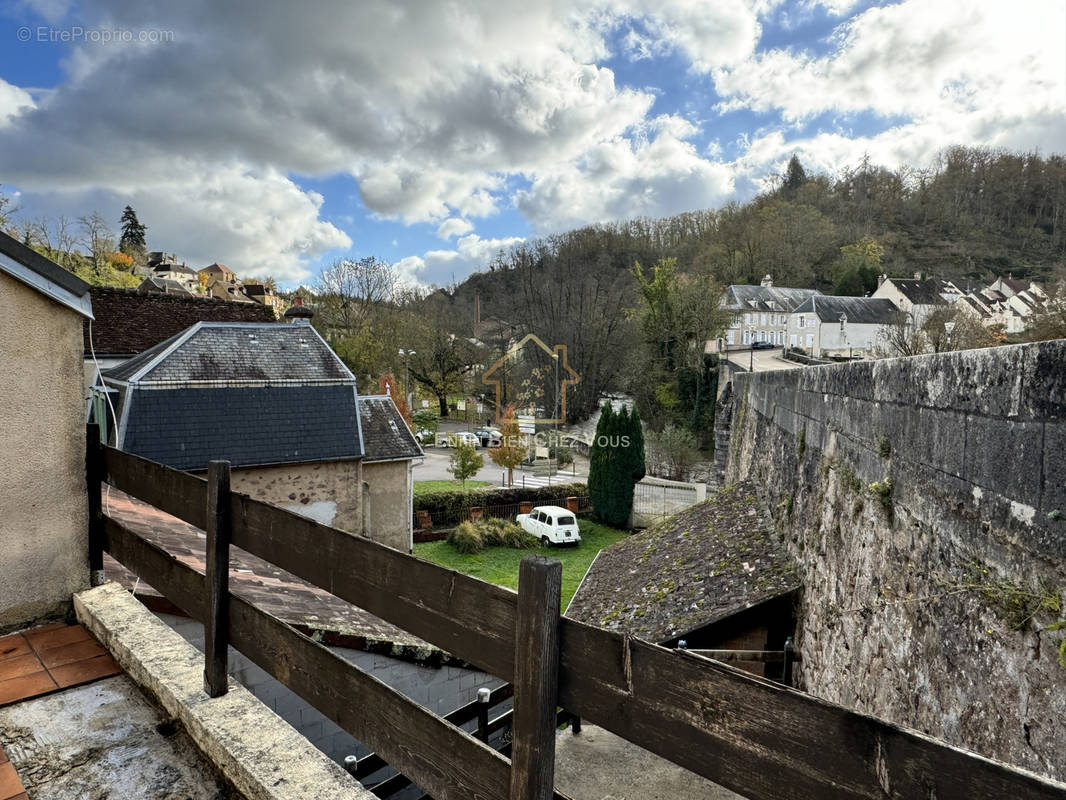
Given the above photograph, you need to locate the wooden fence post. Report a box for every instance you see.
[204,460,232,698]
[509,555,562,800]
[85,423,106,587]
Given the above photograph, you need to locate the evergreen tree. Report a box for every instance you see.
[589,403,645,528]
[784,155,808,194]
[119,205,147,257]
[587,402,614,521]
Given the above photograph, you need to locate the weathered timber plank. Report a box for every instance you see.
[103,447,207,529]
[510,557,562,800]
[103,516,207,620]
[229,592,511,800]
[228,492,518,679]
[557,618,1066,800]
[104,515,512,800]
[87,425,105,585]
[203,461,232,698]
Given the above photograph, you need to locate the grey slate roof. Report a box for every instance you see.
[724,284,821,313]
[137,277,195,297]
[102,321,365,470]
[794,295,899,324]
[885,278,946,307]
[104,322,353,384]
[566,482,799,643]
[358,395,423,462]
[120,385,362,470]
[0,229,93,318]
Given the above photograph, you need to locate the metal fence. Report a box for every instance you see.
[632,480,700,519]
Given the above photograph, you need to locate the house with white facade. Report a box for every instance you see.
[717,275,822,351]
[871,275,947,328]
[788,296,899,358]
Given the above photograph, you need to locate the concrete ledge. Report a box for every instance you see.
[74,582,374,800]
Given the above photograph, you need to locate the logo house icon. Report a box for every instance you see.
[482,334,580,425]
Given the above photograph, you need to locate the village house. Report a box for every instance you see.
[717,275,822,350]
[787,295,899,358]
[95,318,416,552]
[871,274,946,327]
[0,231,92,630]
[136,275,196,297]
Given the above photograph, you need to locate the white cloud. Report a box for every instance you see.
[396,232,525,287]
[436,217,475,240]
[516,115,735,232]
[0,79,34,128]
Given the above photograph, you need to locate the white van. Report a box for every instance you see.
[517,505,581,546]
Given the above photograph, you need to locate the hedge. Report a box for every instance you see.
[413,482,588,519]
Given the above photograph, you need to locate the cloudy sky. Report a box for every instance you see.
[0,0,1063,287]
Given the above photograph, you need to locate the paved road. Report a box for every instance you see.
[724,347,801,373]
[413,449,587,488]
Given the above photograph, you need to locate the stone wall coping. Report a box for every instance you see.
[74,582,375,800]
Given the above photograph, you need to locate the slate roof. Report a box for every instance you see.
[101,322,363,469]
[358,395,423,462]
[119,384,362,470]
[137,277,195,297]
[84,286,275,357]
[565,482,799,643]
[0,229,93,318]
[103,322,351,384]
[152,262,198,276]
[794,295,900,324]
[724,284,821,313]
[884,277,947,307]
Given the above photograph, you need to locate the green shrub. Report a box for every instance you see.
[447,521,484,554]
[413,483,588,518]
[446,519,538,554]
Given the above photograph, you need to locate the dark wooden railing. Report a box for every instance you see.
[87,432,1066,800]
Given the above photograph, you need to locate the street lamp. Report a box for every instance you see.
[839,312,849,359]
[398,348,416,407]
[748,326,755,371]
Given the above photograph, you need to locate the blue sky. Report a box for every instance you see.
[0,0,1063,288]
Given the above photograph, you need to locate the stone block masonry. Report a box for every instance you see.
[725,340,1066,782]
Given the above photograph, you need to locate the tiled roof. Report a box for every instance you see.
[103,322,351,384]
[794,295,900,324]
[358,395,423,462]
[566,482,799,643]
[885,278,947,307]
[118,384,362,470]
[84,286,275,356]
[137,277,195,297]
[724,285,821,313]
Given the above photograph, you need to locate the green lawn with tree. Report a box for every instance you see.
[414,519,628,610]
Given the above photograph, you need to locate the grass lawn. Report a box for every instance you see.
[414,519,629,610]
[413,479,492,497]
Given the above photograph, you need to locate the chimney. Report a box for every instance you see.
[760,274,773,288]
[284,295,314,325]
[877,273,887,288]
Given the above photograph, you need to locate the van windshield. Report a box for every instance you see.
[557,515,575,526]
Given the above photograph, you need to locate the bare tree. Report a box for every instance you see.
[0,186,18,234]
[877,309,928,358]
[78,212,115,272]
[315,256,400,333]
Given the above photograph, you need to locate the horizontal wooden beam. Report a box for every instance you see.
[557,619,1066,800]
[227,491,519,680]
[104,515,513,800]
[103,447,207,529]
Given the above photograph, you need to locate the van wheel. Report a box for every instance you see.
[540,536,550,547]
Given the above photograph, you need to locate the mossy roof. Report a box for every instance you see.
[565,481,800,643]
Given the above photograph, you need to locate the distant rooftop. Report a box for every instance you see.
[881,277,947,307]
[794,295,900,324]
[358,395,423,463]
[84,285,275,357]
[724,284,822,313]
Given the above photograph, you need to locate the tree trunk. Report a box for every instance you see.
[438,392,449,417]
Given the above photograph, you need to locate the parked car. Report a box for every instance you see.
[751,341,776,350]
[415,427,435,445]
[446,431,481,448]
[474,427,502,447]
[516,505,581,546]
